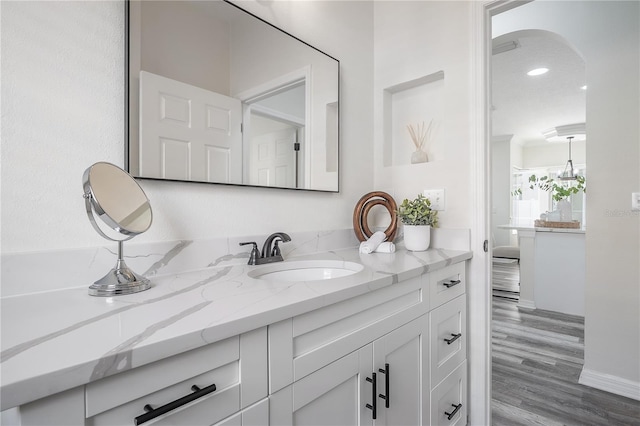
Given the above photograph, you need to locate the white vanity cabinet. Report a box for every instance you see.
[5,258,469,426]
[269,315,429,426]
[429,263,468,426]
[12,327,268,426]
[212,399,269,426]
[267,261,467,425]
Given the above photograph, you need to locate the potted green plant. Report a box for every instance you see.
[397,194,439,251]
[524,174,586,202]
[514,174,586,222]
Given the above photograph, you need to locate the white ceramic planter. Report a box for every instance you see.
[403,225,431,251]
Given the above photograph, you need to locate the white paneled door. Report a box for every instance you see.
[249,127,297,188]
[139,71,242,183]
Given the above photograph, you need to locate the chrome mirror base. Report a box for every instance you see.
[88,259,151,297]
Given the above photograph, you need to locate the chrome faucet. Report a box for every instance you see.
[240,232,291,265]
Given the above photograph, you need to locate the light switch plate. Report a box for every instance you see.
[423,189,445,211]
[632,192,640,211]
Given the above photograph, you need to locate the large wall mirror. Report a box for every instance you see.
[126,0,340,192]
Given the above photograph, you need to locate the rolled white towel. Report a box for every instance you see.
[359,231,386,254]
[374,242,396,253]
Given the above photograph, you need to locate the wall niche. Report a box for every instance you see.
[383,70,444,167]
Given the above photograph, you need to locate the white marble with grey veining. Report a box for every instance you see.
[0,229,361,297]
[0,229,471,411]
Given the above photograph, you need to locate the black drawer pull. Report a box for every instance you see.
[445,403,462,420]
[444,333,462,345]
[134,383,217,425]
[378,363,390,408]
[365,373,377,419]
[443,279,461,288]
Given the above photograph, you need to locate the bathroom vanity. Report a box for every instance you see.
[1,247,471,425]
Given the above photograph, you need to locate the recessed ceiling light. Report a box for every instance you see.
[527,67,549,76]
[581,85,587,90]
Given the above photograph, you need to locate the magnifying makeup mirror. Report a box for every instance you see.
[82,162,153,296]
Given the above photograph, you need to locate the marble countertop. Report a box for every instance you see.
[0,247,471,411]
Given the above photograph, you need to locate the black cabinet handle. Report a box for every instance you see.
[134,383,217,425]
[444,333,462,345]
[378,363,390,408]
[445,403,462,420]
[365,373,377,419]
[443,279,461,288]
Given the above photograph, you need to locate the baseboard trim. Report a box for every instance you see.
[516,299,535,310]
[579,368,640,401]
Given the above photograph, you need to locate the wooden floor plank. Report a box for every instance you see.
[492,263,640,425]
[492,260,520,300]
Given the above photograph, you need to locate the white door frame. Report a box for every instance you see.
[236,66,312,188]
[242,104,305,186]
[468,2,491,424]
[470,1,531,425]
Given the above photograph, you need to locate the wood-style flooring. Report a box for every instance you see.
[491,266,640,425]
[492,259,520,300]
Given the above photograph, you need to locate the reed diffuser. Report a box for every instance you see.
[407,120,433,164]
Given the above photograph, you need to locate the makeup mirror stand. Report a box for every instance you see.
[83,162,153,297]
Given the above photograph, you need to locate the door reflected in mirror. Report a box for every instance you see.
[126,0,339,192]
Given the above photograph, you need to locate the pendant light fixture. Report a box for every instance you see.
[560,136,577,181]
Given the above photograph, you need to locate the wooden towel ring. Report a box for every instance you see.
[353,191,398,242]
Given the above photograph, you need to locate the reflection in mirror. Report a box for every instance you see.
[83,162,153,296]
[126,0,339,192]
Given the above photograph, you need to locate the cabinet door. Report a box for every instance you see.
[372,315,429,426]
[270,345,374,426]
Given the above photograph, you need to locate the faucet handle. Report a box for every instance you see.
[239,242,260,265]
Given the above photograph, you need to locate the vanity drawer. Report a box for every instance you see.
[429,294,466,388]
[86,327,267,420]
[429,262,466,310]
[269,275,428,391]
[430,360,467,426]
[87,361,240,426]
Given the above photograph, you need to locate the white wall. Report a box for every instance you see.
[139,1,231,94]
[511,140,523,170]
[509,141,523,246]
[1,0,374,254]
[373,1,473,229]
[522,140,586,170]
[372,2,490,421]
[491,136,512,246]
[494,0,640,396]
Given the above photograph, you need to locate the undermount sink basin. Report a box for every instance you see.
[247,260,363,282]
